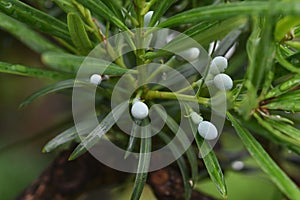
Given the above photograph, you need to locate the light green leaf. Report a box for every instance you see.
[124,121,140,159]
[275,16,300,42]
[0,12,64,53]
[265,74,300,98]
[67,12,93,55]
[19,79,77,108]
[227,112,300,200]
[42,52,135,75]
[131,121,152,200]
[69,102,128,160]
[0,0,70,41]
[0,61,73,80]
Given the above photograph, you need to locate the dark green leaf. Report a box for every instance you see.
[20,79,77,108]
[148,0,176,27]
[42,52,135,75]
[228,112,300,200]
[0,61,73,80]
[158,1,300,28]
[0,12,64,53]
[0,0,70,41]
[76,0,129,31]
[67,12,93,55]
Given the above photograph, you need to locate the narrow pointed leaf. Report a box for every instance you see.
[20,79,77,108]
[0,13,64,53]
[148,0,176,27]
[227,112,300,200]
[131,122,152,200]
[125,121,140,159]
[0,0,70,41]
[69,102,128,160]
[43,126,79,153]
[67,12,93,55]
[275,16,300,42]
[0,61,73,80]
[158,1,300,28]
[76,0,129,31]
[42,52,134,75]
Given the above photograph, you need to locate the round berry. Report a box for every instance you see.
[190,112,203,125]
[131,101,149,120]
[89,74,102,85]
[197,121,218,140]
[213,73,233,90]
[209,56,228,75]
[180,48,200,61]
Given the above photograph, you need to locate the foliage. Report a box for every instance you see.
[1,0,300,199]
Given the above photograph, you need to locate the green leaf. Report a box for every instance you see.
[148,0,176,27]
[227,112,300,200]
[19,79,77,108]
[43,126,79,153]
[67,12,93,55]
[262,90,300,112]
[53,0,79,14]
[124,121,140,159]
[158,132,193,200]
[42,52,135,75]
[145,17,247,60]
[275,16,300,42]
[265,74,300,98]
[266,119,300,143]
[276,45,300,74]
[157,1,300,28]
[184,105,227,198]
[130,121,152,200]
[69,102,128,160]
[0,61,73,80]
[0,12,64,53]
[0,0,70,41]
[76,0,130,32]
[254,113,300,147]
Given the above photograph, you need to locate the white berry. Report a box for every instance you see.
[131,101,149,120]
[213,73,233,90]
[209,56,228,75]
[190,112,203,125]
[198,121,218,140]
[90,74,102,85]
[179,48,200,61]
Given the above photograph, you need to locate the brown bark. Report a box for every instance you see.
[16,149,215,200]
